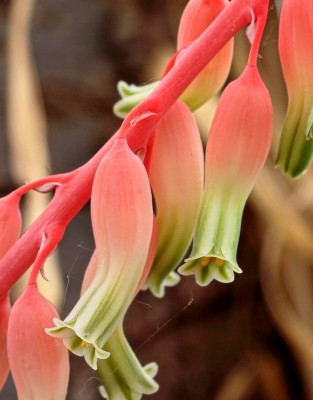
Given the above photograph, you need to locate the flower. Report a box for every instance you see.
[7,284,69,400]
[97,325,159,400]
[276,0,313,177]
[0,193,21,259]
[47,138,154,370]
[0,192,21,390]
[143,101,204,297]
[176,0,233,109]
[179,65,273,285]
[0,295,10,391]
[79,222,159,399]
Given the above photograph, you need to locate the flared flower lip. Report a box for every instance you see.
[180,249,242,286]
[47,318,110,370]
[184,247,242,274]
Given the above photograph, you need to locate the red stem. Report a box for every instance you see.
[0,0,269,298]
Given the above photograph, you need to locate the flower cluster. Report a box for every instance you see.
[0,0,311,399]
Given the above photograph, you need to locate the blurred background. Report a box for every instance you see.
[1,0,313,399]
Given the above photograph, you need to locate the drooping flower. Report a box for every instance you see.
[179,65,273,285]
[79,222,159,400]
[143,101,204,297]
[7,284,69,400]
[175,0,233,109]
[97,325,159,400]
[0,295,10,391]
[276,0,313,177]
[0,192,21,390]
[47,138,154,370]
[0,192,22,259]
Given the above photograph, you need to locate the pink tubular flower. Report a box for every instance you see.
[79,223,159,399]
[97,324,159,400]
[176,0,233,109]
[143,101,204,297]
[7,284,69,400]
[0,295,10,391]
[179,65,273,285]
[0,192,21,390]
[0,192,22,259]
[47,138,154,370]
[276,0,313,176]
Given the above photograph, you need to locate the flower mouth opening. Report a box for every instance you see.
[179,252,242,287]
[46,320,111,370]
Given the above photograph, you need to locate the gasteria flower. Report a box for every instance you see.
[0,192,21,390]
[179,65,273,285]
[47,138,154,370]
[97,325,158,400]
[143,101,204,297]
[276,0,313,177]
[0,295,10,391]
[176,0,233,110]
[0,192,22,259]
[7,284,69,400]
[79,223,159,399]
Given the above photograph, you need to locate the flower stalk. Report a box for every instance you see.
[0,0,280,398]
[0,0,266,298]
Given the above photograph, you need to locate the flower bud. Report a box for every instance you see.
[7,284,69,400]
[143,101,204,297]
[179,65,273,285]
[176,0,233,109]
[113,81,158,119]
[276,0,313,177]
[48,138,154,370]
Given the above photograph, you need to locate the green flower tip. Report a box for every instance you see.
[98,362,159,400]
[46,318,110,370]
[113,81,159,119]
[276,103,313,178]
[179,254,242,287]
[142,271,181,298]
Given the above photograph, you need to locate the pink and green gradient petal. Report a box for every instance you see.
[47,138,154,369]
[276,0,313,177]
[176,0,233,110]
[179,65,273,285]
[79,223,159,399]
[143,101,204,297]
